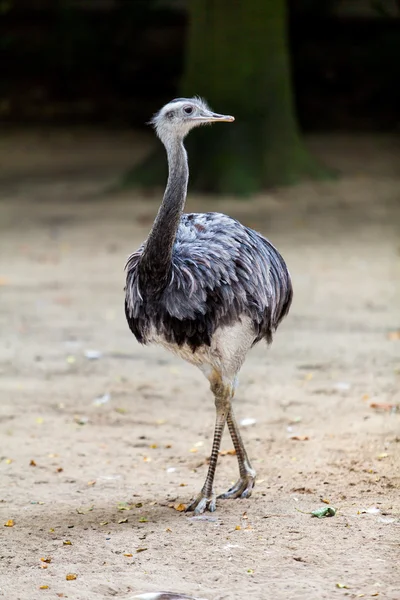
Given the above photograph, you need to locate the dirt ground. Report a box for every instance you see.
[0,131,399,600]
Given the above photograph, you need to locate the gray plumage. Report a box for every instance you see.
[125,212,291,349]
[125,97,292,514]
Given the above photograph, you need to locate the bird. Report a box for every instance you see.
[125,97,293,514]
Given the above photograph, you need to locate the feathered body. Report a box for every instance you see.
[125,212,292,374]
[124,97,292,514]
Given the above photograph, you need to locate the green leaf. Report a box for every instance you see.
[311,506,336,518]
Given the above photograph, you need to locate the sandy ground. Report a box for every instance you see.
[0,132,399,600]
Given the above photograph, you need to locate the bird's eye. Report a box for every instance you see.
[183,106,193,115]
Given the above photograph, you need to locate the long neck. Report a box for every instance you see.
[140,138,188,285]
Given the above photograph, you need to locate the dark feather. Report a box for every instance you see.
[125,212,292,352]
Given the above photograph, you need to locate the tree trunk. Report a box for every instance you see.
[125,0,329,195]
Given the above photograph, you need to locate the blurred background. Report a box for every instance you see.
[1,0,399,129]
[0,0,399,190]
[0,2,399,599]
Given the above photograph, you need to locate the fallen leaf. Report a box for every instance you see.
[235,525,241,530]
[30,459,37,467]
[387,330,400,340]
[40,557,52,563]
[150,444,157,449]
[87,480,96,486]
[4,519,14,527]
[370,402,398,412]
[312,506,336,518]
[118,518,128,524]
[39,585,49,590]
[321,498,330,504]
[165,528,172,532]
[138,516,148,523]
[189,448,198,453]
[219,449,236,456]
[63,540,72,545]
[290,436,309,441]
[377,453,388,460]
[40,564,48,569]
[296,506,337,518]
[336,583,349,589]
[247,569,254,574]
[173,503,186,512]
[65,573,77,581]
[76,505,94,514]
[56,467,63,473]
[136,547,148,553]
[124,553,133,557]
[99,521,108,526]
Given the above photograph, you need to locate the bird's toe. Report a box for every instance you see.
[185,490,216,514]
[240,482,254,499]
[218,475,256,500]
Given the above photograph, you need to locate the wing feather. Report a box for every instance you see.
[125,212,292,349]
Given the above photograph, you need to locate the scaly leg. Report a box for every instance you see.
[186,373,232,515]
[218,406,256,500]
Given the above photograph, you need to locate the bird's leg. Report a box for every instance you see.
[186,373,231,515]
[218,406,256,500]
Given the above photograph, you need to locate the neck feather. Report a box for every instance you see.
[140,138,188,286]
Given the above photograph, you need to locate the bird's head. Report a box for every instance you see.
[150,97,234,144]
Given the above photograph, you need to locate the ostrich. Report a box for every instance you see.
[125,97,293,514]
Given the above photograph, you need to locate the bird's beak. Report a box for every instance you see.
[193,111,235,123]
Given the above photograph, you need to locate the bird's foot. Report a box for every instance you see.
[185,489,216,515]
[218,474,256,500]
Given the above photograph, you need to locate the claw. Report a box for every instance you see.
[185,490,217,514]
[218,475,256,500]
